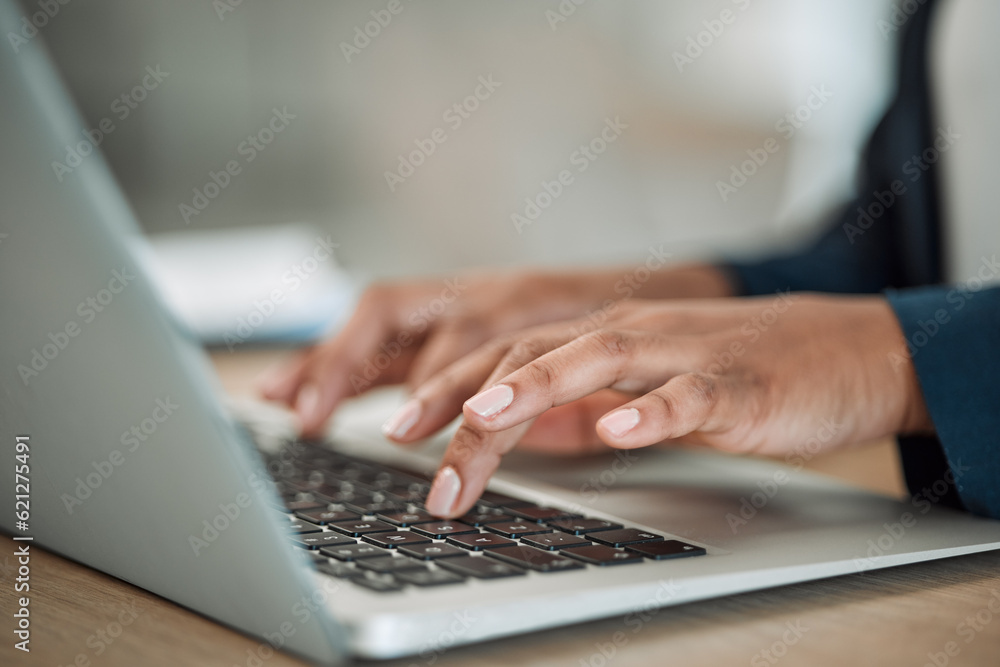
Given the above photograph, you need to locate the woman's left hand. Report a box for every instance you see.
[384,294,934,518]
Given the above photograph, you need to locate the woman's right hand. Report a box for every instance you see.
[258,264,734,438]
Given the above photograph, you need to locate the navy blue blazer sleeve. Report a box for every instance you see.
[715,0,1000,518]
[886,285,1000,518]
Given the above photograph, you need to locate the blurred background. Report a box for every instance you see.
[33,0,897,279]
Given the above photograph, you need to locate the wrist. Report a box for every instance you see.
[879,300,935,435]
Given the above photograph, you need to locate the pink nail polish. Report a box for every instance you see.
[425,466,462,517]
[465,385,513,419]
[382,399,421,439]
[600,408,640,437]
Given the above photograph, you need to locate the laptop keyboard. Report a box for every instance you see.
[262,442,706,593]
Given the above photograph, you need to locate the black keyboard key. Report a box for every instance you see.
[506,506,582,523]
[478,490,533,509]
[397,543,468,560]
[626,540,706,560]
[546,518,622,535]
[352,576,404,593]
[377,510,438,526]
[290,532,355,550]
[484,521,552,538]
[361,531,433,549]
[409,521,479,539]
[458,511,516,527]
[356,556,427,574]
[588,529,664,548]
[561,544,644,566]
[447,533,517,551]
[484,545,585,572]
[286,520,324,534]
[394,569,466,587]
[295,509,359,525]
[520,532,591,551]
[314,560,365,579]
[319,543,386,561]
[437,556,527,580]
[328,519,397,537]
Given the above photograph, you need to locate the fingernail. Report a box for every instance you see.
[425,466,462,517]
[465,384,513,419]
[599,408,640,437]
[295,384,322,428]
[382,399,421,439]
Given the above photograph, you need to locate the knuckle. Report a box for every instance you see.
[522,360,557,393]
[647,389,679,421]
[585,329,634,360]
[679,372,719,409]
[452,427,491,461]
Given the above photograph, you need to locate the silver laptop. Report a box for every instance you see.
[3,3,1000,663]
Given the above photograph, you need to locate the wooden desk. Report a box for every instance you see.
[3,350,999,667]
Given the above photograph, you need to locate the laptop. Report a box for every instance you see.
[3,2,1000,663]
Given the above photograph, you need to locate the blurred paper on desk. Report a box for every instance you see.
[145,224,355,348]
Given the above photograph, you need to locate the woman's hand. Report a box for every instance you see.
[258,264,733,436]
[393,294,933,517]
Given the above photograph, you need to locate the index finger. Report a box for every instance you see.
[424,418,536,518]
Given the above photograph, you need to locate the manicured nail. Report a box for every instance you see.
[295,384,322,427]
[382,399,421,439]
[465,384,513,419]
[425,466,462,517]
[599,408,640,437]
